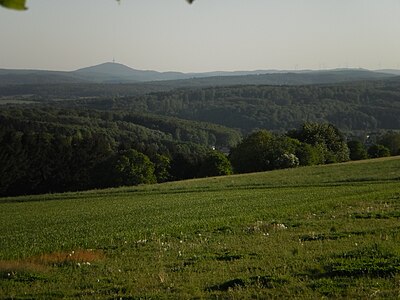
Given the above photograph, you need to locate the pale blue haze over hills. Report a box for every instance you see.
[1,0,399,72]
[0,62,398,86]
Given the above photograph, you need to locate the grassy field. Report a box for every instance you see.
[1,157,400,299]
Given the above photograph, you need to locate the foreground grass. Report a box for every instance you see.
[1,157,400,298]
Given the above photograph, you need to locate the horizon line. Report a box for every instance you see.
[1,62,399,74]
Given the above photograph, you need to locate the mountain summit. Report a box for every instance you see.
[75,62,140,77]
[74,62,197,82]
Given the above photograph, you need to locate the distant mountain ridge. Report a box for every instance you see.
[74,62,190,82]
[0,62,398,86]
[73,62,296,82]
[377,69,400,76]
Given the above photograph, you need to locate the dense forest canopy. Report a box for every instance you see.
[2,105,397,197]
[0,104,242,196]
[36,79,399,134]
[1,77,400,197]
[3,78,400,134]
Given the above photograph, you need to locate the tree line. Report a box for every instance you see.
[1,107,398,197]
[0,122,233,196]
[0,106,237,196]
[230,123,399,174]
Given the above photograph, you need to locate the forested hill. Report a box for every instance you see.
[0,107,241,149]
[0,69,396,98]
[57,78,400,133]
[2,77,400,196]
[153,69,395,89]
[2,77,399,135]
[0,106,242,196]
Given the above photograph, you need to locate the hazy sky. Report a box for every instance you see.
[1,0,400,72]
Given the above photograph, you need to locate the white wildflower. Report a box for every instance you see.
[275,223,287,229]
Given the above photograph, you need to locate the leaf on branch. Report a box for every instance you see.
[0,0,27,10]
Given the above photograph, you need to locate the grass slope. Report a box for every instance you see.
[1,157,400,298]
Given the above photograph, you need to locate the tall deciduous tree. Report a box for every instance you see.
[294,142,324,166]
[367,144,391,159]
[198,151,232,177]
[347,140,368,161]
[153,154,171,183]
[288,122,349,164]
[229,130,274,174]
[229,130,299,174]
[113,149,156,186]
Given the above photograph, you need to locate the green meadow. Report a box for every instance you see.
[1,157,400,299]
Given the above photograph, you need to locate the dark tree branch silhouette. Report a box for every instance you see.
[1,0,194,10]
